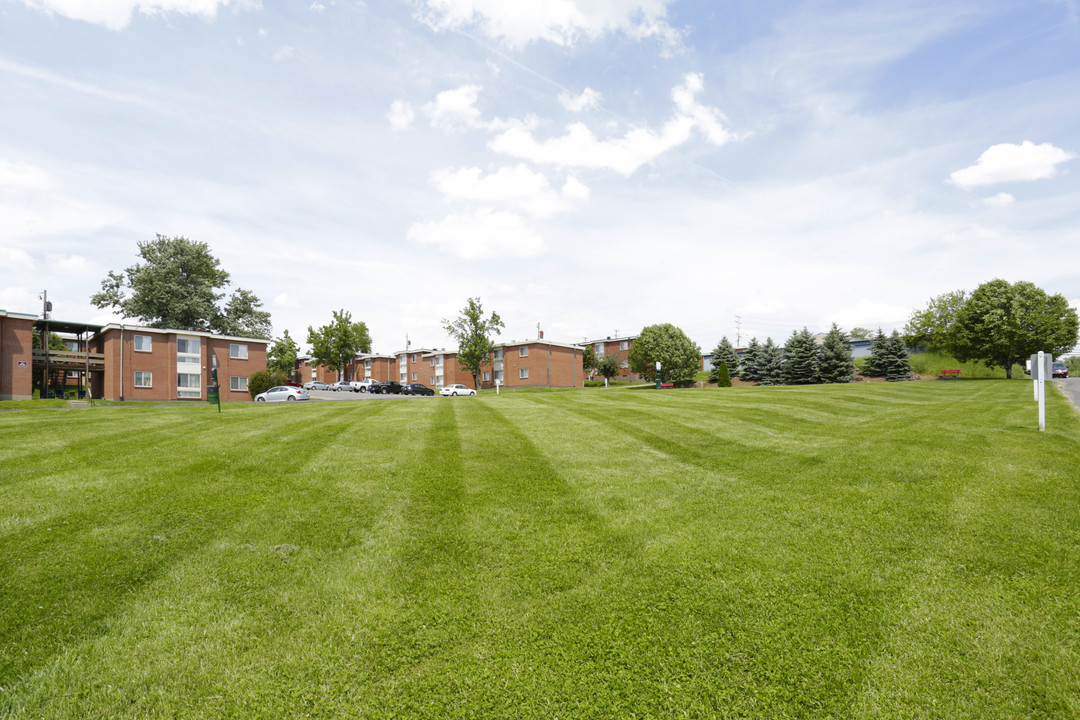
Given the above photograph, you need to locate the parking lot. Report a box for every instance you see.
[305,388,437,401]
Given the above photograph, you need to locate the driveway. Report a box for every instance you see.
[1053,377,1080,413]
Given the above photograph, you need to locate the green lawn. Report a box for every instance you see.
[2,382,1079,718]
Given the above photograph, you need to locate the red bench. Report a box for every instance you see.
[660,383,675,389]
[939,369,961,380]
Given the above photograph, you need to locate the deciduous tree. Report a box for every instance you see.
[307,310,372,377]
[950,279,1079,379]
[92,235,270,334]
[627,323,701,384]
[903,289,968,352]
[596,354,620,385]
[443,298,504,389]
[267,330,300,378]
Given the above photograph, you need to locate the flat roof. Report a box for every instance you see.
[98,323,270,344]
[34,318,106,335]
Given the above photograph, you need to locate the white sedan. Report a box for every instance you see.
[255,386,310,402]
[439,384,476,396]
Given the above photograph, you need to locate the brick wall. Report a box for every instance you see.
[0,315,34,400]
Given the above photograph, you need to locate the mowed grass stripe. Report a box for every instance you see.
[0,382,1078,718]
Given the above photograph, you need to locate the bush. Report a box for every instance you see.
[248,370,289,399]
[716,362,732,387]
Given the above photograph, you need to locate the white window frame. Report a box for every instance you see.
[519,367,529,379]
[483,371,490,381]
[519,346,529,357]
[134,371,152,388]
[230,376,248,391]
[411,372,417,381]
[620,341,629,351]
[134,334,152,352]
[230,343,248,360]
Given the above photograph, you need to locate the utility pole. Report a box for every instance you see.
[735,315,742,347]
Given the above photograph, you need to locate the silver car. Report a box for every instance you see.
[255,386,310,402]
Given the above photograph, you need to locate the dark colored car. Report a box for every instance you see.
[1052,362,1069,378]
[401,383,435,396]
[373,381,403,395]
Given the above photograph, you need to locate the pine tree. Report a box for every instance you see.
[818,323,855,383]
[757,338,785,385]
[716,361,732,387]
[861,328,889,377]
[740,338,762,382]
[782,327,819,385]
[882,331,914,381]
[709,336,740,381]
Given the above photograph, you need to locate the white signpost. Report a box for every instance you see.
[1031,352,1052,431]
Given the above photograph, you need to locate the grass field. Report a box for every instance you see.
[2,382,1079,718]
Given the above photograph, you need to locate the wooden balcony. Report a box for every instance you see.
[32,350,106,372]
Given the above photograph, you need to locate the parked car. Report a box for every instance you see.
[402,383,435,396]
[329,380,352,392]
[373,381,403,395]
[354,378,380,393]
[1052,362,1069,378]
[255,386,310,402]
[439,384,476,396]
[284,381,303,388]
[303,380,331,391]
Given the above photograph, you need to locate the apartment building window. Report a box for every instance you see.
[594,343,604,355]
[494,370,504,384]
[494,348,503,360]
[364,360,371,370]
[134,371,152,388]
[176,335,201,398]
[483,371,490,381]
[411,372,417,381]
[230,343,248,360]
[519,368,529,379]
[620,341,629,351]
[519,346,529,357]
[430,358,436,367]
[412,354,418,362]
[231,376,248,391]
[134,334,152,352]
[621,360,629,369]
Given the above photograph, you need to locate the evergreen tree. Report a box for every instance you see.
[709,336,740,381]
[716,361,732,387]
[740,338,762,382]
[757,338,785,386]
[782,327,819,385]
[882,331,914,381]
[818,323,855,383]
[861,328,890,377]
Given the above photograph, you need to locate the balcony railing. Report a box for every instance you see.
[32,350,106,372]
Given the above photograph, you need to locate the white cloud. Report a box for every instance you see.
[949,141,1076,188]
[309,1,324,10]
[982,192,1015,207]
[273,45,296,62]
[407,209,546,259]
[415,0,679,49]
[387,100,415,131]
[431,165,585,217]
[559,88,601,112]
[272,292,301,308]
[46,253,96,274]
[489,74,736,175]
[422,84,484,131]
[17,0,255,31]
[0,159,56,192]
[561,174,590,201]
[0,247,36,271]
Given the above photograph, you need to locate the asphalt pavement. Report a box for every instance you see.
[1052,377,1080,412]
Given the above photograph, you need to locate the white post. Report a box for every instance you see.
[1038,350,1046,432]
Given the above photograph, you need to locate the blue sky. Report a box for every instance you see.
[2,0,1078,353]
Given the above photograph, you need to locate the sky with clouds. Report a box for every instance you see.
[2,0,1079,354]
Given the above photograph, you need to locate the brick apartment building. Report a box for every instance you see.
[0,308,268,402]
[584,335,640,382]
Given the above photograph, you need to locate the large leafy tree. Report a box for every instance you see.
[709,336,740,381]
[818,323,855,384]
[307,310,372,377]
[219,289,272,339]
[627,323,701,384]
[582,344,598,378]
[443,298,504,389]
[903,289,968,352]
[950,279,1078,379]
[782,328,819,385]
[91,234,271,335]
[266,330,300,377]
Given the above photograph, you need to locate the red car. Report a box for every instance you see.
[1052,362,1069,378]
